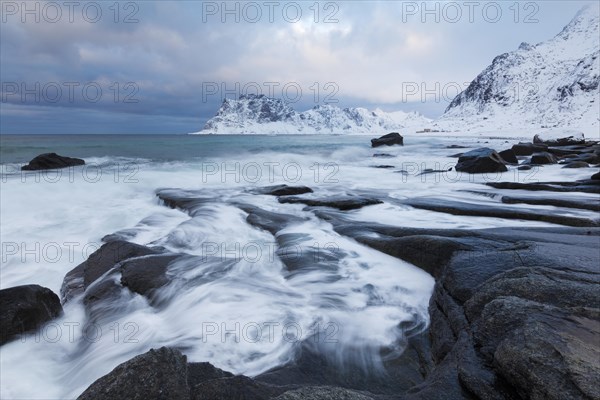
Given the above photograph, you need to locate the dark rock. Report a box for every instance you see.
[562,161,589,168]
[530,151,558,165]
[571,153,600,165]
[82,278,123,308]
[455,148,507,174]
[257,334,429,396]
[533,133,585,146]
[402,197,598,227]
[0,285,63,345]
[446,145,468,149]
[373,153,394,158]
[61,241,158,302]
[187,362,234,387]
[191,375,286,400]
[312,213,600,400]
[517,165,533,170]
[252,185,313,196]
[278,196,383,211]
[501,195,600,212]
[371,132,403,147]
[592,171,600,180]
[418,168,452,176]
[156,190,215,216]
[274,386,374,399]
[21,153,84,171]
[237,204,306,235]
[371,165,395,169]
[498,149,518,164]
[486,180,600,194]
[77,347,190,400]
[120,254,182,301]
[512,142,548,156]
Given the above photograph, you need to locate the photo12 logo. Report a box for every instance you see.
[202,81,339,104]
[1,81,140,105]
[201,1,340,23]
[1,1,140,24]
[399,1,540,23]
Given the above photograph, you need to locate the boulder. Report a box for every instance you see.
[0,285,63,345]
[21,153,84,171]
[498,149,518,164]
[371,132,403,147]
[530,152,558,165]
[592,171,600,180]
[61,241,158,303]
[562,161,589,168]
[77,347,190,400]
[512,142,548,156]
[455,148,507,174]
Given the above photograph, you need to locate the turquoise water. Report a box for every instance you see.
[0,134,372,164]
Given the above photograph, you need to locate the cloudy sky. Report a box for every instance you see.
[0,0,594,133]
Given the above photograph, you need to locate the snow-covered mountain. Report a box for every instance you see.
[194,94,431,134]
[438,4,600,135]
[194,6,599,136]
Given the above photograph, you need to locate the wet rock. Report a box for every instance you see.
[371,165,395,169]
[257,334,429,396]
[530,151,558,165]
[278,196,383,211]
[455,148,507,174]
[371,132,403,147]
[312,212,600,400]
[592,171,600,180]
[402,197,598,227]
[191,375,285,400]
[274,386,374,399]
[21,153,84,171]
[417,168,452,176]
[156,189,214,216]
[446,145,468,149]
[77,347,190,400]
[187,362,234,387]
[0,285,63,345]
[501,195,600,212]
[571,153,600,165]
[61,241,158,302]
[486,180,600,194]
[512,142,548,156]
[237,204,306,235]
[562,161,589,168]
[120,254,182,301]
[252,185,313,196]
[373,153,394,158]
[517,165,533,170]
[498,149,518,164]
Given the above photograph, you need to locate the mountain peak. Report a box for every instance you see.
[197,95,430,134]
[442,5,599,132]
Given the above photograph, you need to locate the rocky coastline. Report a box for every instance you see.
[1,133,599,399]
